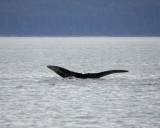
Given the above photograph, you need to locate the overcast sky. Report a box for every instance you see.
[0,0,160,36]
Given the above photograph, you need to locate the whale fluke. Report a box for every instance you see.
[47,65,128,79]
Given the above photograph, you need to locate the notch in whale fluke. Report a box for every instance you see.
[47,65,128,79]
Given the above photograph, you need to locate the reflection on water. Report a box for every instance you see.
[0,37,160,128]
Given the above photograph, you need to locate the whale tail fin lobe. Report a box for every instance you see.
[105,70,128,75]
[47,65,76,78]
[87,70,128,78]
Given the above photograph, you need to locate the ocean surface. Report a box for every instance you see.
[0,37,160,128]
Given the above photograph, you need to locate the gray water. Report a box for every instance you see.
[0,37,160,128]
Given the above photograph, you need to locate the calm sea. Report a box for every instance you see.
[0,37,160,128]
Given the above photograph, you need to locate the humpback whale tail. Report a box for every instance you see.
[47,65,128,79]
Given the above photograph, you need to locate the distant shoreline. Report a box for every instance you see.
[1,37,160,43]
[0,36,160,38]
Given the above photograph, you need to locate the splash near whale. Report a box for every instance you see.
[47,65,128,79]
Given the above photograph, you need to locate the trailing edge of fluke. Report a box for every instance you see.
[47,65,128,79]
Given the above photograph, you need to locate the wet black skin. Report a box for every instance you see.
[47,65,128,79]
